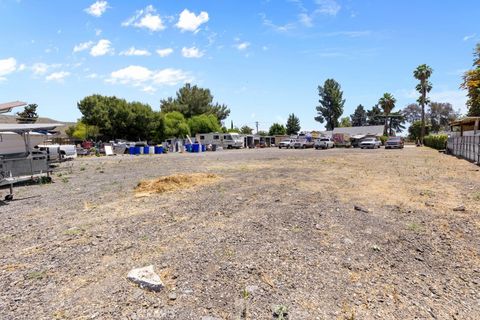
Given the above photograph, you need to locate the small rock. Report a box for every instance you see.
[236,197,243,201]
[453,205,465,212]
[168,292,177,300]
[425,202,434,207]
[315,224,321,230]
[354,205,369,213]
[127,265,164,292]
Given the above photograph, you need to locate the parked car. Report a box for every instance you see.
[360,138,381,149]
[385,136,405,149]
[278,139,296,149]
[293,139,314,149]
[315,137,335,149]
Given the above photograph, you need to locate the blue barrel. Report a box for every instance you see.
[185,144,191,152]
[144,146,149,154]
[201,145,206,152]
[134,147,141,154]
[192,143,200,152]
[154,146,163,154]
[129,146,135,155]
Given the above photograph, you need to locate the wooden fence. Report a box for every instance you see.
[447,136,480,164]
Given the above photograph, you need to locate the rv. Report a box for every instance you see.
[196,132,244,149]
[0,131,47,156]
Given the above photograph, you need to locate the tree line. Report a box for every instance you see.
[313,42,480,142]
[68,83,231,142]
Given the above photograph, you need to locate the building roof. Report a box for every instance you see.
[449,117,480,126]
[332,125,384,136]
[0,101,27,113]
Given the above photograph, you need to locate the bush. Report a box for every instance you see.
[423,134,448,150]
[379,135,388,146]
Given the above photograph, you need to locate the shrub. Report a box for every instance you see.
[379,135,388,146]
[423,134,448,150]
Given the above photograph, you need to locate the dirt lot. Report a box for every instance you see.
[1,147,479,319]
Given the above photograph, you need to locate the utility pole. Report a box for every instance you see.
[255,121,259,134]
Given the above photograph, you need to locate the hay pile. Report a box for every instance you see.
[135,173,219,196]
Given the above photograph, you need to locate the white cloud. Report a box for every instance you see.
[181,46,204,58]
[298,13,313,27]
[86,73,99,79]
[176,9,209,32]
[18,64,26,71]
[463,33,476,41]
[85,1,109,17]
[73,41,94,53]
[0,58,17,80]
[235,41,250,51]
[122,5,165,32]
[107,65,192,89]
[262,46,269,51]
[90,39,113,57]
[31,62,61,75]
[95,29,102,36]
[429,90,468,114]
[315,0,341,16]
[46,71,70,82]
[142,86,156,94]
[260,13,295,33]
[120,47,151,56]
[156,48,174,57]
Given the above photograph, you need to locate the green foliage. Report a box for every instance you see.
[461,43,480,116]
[286,113,300,135]
[228,127,240,133]
[77,95,157,141]
[350,104,367,126]
[389,112,406,133]
[257,130,268,136]
[164,112,190,138]
[315,79,345,130]
[66,121,100,140]
[379,135,388,145]
[339,116,351,127]
[408,120,430,141]
[366,105,384,125]
[378,93,396,135]
[269,123,286,136]
[240,125,253,134]
[16,103,39,123]
[413,64,433,142]
[159,83,230,120]
[424,134,448,150]
[188,114,221,135]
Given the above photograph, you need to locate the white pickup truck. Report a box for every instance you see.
[314,137,334,149]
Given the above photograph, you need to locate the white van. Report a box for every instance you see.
[59,145,77,159]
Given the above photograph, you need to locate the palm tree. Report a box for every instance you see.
[378,93,396,136]
[413,64,433,144]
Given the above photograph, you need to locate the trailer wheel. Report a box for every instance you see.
[5,194,13,201]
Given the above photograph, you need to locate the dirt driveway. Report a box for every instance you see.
[1,147,479,319]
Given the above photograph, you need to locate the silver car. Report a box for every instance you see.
[360,138,381,149]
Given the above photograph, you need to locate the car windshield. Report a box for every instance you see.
[388,137,401,141]
[363,138,375,142]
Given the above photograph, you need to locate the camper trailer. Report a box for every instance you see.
[196,132,244,149]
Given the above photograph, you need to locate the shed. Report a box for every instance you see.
[449,117,480,136]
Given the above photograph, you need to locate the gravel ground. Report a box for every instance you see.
[1,147,479,319]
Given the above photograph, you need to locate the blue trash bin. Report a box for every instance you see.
[144,146,149,154]
[129,146,135,155]
[192,143,200,152]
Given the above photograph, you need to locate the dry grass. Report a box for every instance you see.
[134,173,220,197]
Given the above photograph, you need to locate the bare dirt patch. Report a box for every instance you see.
[135,173,220,197]
[1,147,479,319]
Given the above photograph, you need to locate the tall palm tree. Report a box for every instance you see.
[413,64,433,144]
[378,93,396,136]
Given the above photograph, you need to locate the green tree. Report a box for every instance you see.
[240,125,253,134]
[350,104,367,126]
[160,83,230,121]
[378,93,397,135]
[66,121,100,140]
[388,112,406,133]
[414,64,433,143]
[188,114,221,136]
[409,120,430,141]
[164,111,190,138]
[315,79,345,130]
[16,103,39,123]
[269,123,287,136]
[461,43,480,116]
[286,113,301,135]
[339,116,351,127]
[366,105,384,125]
[257,130,268,136]
[402,103,422,123]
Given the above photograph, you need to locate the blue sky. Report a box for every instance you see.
[0,0,478,131]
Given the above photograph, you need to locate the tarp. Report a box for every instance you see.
[0,123,62,133]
